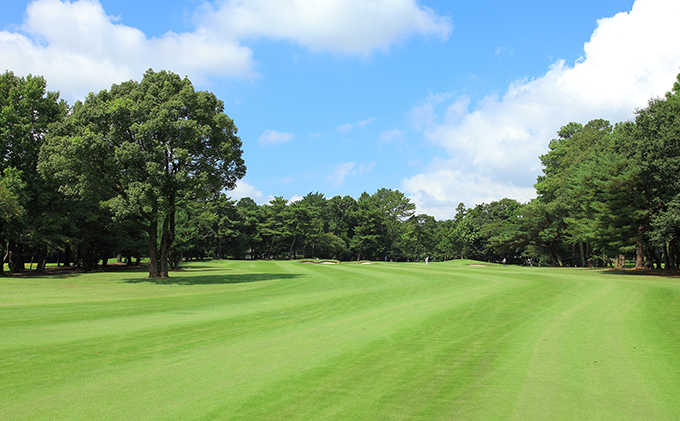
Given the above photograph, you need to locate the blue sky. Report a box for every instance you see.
[2,0,679,219]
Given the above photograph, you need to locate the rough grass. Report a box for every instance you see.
[1,260,679,420]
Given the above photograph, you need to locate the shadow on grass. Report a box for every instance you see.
[122,272,303,285]
[599,268,680,278]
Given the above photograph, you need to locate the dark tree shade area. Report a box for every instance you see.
[2,70,680,275]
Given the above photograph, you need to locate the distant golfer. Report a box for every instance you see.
[425,256,429,266]
[502,257,506,267]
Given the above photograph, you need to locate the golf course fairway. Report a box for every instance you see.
[1,259,679,420]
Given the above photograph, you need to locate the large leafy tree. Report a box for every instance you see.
[529,119,613,266]
[0,71,67,272]
[0,168,25,274]
[41,69,245,277]
[633,75,680,269]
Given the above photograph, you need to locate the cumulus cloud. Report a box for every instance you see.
[402,166,536,220]
[258,129,295,145]
[402,0,680,219]
[198,0,452,55]
[0,0,451,101]
[228,179,273,204]
[0,0,254,101]
[287,195,303,204]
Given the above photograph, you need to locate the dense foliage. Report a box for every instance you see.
[2,70,680,273]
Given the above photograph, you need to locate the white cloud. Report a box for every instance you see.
[407,92,454,130]
[337,123,355,134]
[199,0,452,55]
[402,166,536,220]
[326,161,375,186]
[357,117,376,128]
[378,128,404,142]
[0,0,254,102]
[402,0,680,219]
[258,129,295,145]
[228,178,273,204]
[337,117,376,134]
[495,46,513,59]
[358,162,376,176]
[328,162,356,186]
[287,195,303,204]
[0,0,451,101]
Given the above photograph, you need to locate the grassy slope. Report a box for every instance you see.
[1,260,679,420]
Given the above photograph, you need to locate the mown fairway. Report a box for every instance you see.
[2,260,679,420]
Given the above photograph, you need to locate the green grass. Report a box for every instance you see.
[1,260,679,420]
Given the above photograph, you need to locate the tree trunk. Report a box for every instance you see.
[147,219,160,278]
[617,254,626,269]
[63,245,71,267]
[2,241,8,276]
[8,240,24,273]
[288,236,296,260]
[159,210,175,278]
[268,237,275,259]
[635,239,644,269]
[36,244,48,273]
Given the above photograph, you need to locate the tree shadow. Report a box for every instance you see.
[598,268,680,278]
[122,272,303,285]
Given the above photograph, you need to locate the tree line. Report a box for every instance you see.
[2,69,680,276]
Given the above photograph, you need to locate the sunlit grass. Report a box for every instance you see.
[1,260,679,420]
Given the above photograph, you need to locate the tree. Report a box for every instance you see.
[528,119,613,266]
[41,69,245,277]
[292,193,327,258]
[632,76,680,269]
[370,188,415,261]
[0,168,25,274]
[235,197,263,259]
[350,192,387,261]
[405,214,439,261]
[0,71,68,272]
[259,197,289,259]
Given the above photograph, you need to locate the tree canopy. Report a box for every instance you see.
[3,70,680,272]
[40,69,245,277]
